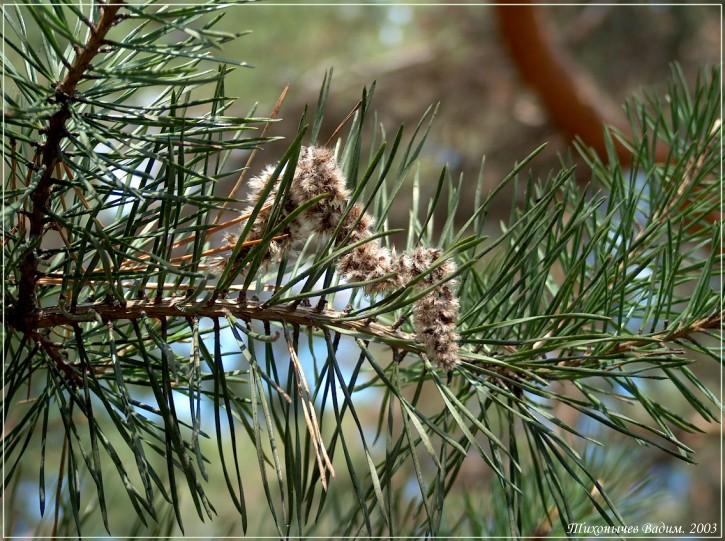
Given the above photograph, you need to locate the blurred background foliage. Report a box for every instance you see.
[2,0,721,537]
[207,1,720,214]
[186,1,723,259]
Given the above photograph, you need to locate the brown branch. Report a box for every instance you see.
[609,310,723,355]
[495,1,721,233]
[28,297,420,353]
[56,3,125,95]
[13,1,125,333]
[494,0,669,167]
[35,332,83,386]
[24,297,721,384]
[473,310,722,390]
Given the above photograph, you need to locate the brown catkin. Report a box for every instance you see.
[400,249,460,371]
[239,146,460,369]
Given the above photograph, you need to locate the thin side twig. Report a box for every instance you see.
[283,323,335,490]
[213,84,290,225]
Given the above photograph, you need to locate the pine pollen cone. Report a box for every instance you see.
[239,146,460,369]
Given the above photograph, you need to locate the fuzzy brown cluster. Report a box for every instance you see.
[239,146,460,370]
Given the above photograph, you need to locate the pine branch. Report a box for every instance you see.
[25,297,420,354]
[608,310,723,354]
[13,0,125,333]
[3,1,720,536]
[476,309,723,371]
